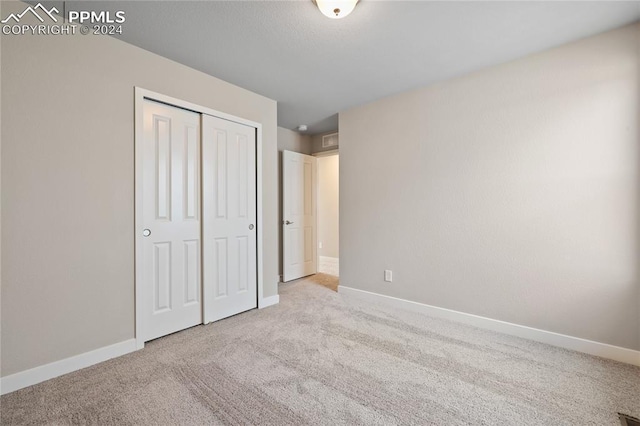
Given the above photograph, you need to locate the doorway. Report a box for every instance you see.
[316,153,339,278]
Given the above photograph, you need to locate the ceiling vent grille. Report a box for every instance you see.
[322,133,339,148]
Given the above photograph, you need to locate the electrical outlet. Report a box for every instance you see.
[384,270,393,282]
[319,241,323,249]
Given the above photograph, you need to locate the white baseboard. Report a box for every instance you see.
[338,286,640,367]
[318,256,339,276]
[0,338,138,395]
[259,294,280,309]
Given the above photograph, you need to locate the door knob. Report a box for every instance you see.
[142,229,151,237]
[285,220,294,225]
[249,224,254,230]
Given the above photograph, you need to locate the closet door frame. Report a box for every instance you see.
[133,87,265,350]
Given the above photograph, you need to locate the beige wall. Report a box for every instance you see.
[340,23,640,350]
[277,127,311,277]
[278,127,312,155]
[318,155,339,258]
[311,131,339,154]
[1,1,278,376]
[0,0,3,378]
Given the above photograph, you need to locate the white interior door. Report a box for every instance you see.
[283,150,317,282]
[141,100,202,342]
[202,114,257,323]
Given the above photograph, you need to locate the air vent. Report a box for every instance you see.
[322,133,339,148]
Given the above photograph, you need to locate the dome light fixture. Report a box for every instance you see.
[315,0,358,19]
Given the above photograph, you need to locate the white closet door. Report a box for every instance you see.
[141,100,202,342]
[282,150,317,282]
[202,114,257,323]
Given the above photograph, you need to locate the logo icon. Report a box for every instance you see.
[1,3,59,24]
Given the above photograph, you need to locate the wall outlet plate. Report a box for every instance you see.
[384,270,393,282]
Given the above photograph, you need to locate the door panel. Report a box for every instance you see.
[183,240,200,305]
[141,100,202,342]
[203,115,257,323]
[283,150,317,282]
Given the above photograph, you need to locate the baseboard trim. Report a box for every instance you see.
[259,294,280,309]
[338,286,640,366]
[0,338,138,395]
[318,256,339,276]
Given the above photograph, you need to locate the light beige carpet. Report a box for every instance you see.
[2,276,639,425]
[300,272,339,292]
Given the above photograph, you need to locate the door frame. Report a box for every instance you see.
[312,149,339,277]
[134,87,265,350]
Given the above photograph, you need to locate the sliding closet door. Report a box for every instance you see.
[140,100,202,342]
[202,114,258,323]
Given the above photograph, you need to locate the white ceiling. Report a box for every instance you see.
[74,1,640,134]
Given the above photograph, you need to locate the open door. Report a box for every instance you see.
[282,150,317,282]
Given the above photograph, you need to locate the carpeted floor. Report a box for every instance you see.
[2,275,639,425]
[302,272,339,292]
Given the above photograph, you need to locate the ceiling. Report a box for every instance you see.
[68,1,640,134]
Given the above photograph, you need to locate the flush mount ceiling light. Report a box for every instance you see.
[315,0,358,19]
